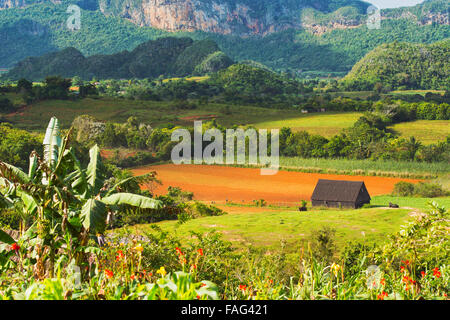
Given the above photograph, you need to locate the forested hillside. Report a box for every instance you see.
[344,40,450,90]
[4,38,233,80]
[0,1,448,73]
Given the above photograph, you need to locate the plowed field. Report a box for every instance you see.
[132,164,421,204]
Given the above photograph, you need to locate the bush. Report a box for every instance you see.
[392,181,448,198]
[187,202,226,218]
[308,226,337,264]
[392,181,416,196]
[413,182,448,198]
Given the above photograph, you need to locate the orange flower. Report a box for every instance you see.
[116,250,124,261]
[130,274,135,280]
[239,285,247,291]
[401,260,410,266]
[197,248,204,256]
[105,269,114,279]
[377,291,388,300]
[380,278,385,286]
[433,267,441,278]
[10,243,20,251]
[421,271,426,278]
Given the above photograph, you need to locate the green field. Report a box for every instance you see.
[120,205,413,253]
[389,120,450,145]
[1,95,363,136]
[389,90,445,96]
[251,112,363,137]
[371,195,450,210]
[278,157,450,178]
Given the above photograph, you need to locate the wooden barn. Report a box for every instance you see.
[311,179,371,209]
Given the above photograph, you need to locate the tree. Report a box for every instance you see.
[0,117,163,278]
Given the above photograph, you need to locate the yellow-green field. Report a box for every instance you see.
[162,76,210,83]
[390,90,445,96]
[2,95,361,136]
[120,204,413,252]
[389,120,450,144]
[251,112,363,137]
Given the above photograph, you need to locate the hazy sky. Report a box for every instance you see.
[365,0,425,9]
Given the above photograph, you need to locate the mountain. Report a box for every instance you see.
[0,0,448,73]
[4,37,233,80]
[1,0,370,36]
[344,40,450,90]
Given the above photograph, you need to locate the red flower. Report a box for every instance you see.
[401,260,410,266]
[10,243,20,251]
[433,267,441,278]
[380,278,385,286]
[239,285,247,291]
[377,291,388,300]
[400,266,405,272]
[197,248,204,256]
[200,283,206,287]
[105,269,114,279]
[196,295,200,299]
[116,250,124,261]
[175,247,182,255]
[130,274,135,280]
[421,271,426,278]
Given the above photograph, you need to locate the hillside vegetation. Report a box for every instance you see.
[344,41,450,90]
[0,1,448,74]
[5,38,233,80]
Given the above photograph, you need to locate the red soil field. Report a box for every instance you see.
[131,164,421,204]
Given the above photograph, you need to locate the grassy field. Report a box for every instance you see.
[371,195,450,210]
[389,90,445,96]
[278,157,449,178]
[162,76,210,83]
[1,95,363,136]
[389,120,450,145]
[251,112,362,137]
[120,205,413,253]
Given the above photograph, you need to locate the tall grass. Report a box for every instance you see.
[279,157,449,179]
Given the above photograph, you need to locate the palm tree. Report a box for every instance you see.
[0,117,162,277]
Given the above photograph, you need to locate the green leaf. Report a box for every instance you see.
[0,162,30,184]
[28,152,38,180]
[104,172,159,197]
[0,229,15,244]
[81,199,108,235]
[86,145,105,196]
[101,193,163,209]
[16,190,38,215]
[43,117,62,168]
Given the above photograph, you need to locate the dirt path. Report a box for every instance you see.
[131,164,421,204]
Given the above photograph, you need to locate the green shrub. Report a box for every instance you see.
[392,181,448,198]
[413,182,448,198]
[392,181,415,196]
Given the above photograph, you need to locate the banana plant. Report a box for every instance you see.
[0,117,163,276]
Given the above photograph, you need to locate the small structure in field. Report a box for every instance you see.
[311,179,371,209]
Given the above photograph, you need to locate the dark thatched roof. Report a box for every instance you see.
[311,179,371,202]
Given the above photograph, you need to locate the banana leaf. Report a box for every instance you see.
[81,199,108,234]
[0,229,15,244]
[86,145,105,196]
[101,193,163,209]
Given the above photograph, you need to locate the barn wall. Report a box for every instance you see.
[312,200,356,208]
